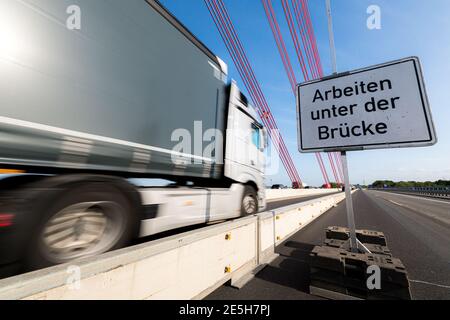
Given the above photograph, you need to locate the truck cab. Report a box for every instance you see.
[225,82,267,212]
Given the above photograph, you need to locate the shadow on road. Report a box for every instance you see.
[254,241,316,293]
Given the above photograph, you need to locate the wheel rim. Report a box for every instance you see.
[243,194,257,214]
[40,201,125,263]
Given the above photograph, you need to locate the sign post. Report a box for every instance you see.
[296,55,437,250]
[297,3,436,253]
[304,2,428,299]
[326,0,357,251]
[297,57,436,250]
[340,151,358,250]
[296,55,436,251]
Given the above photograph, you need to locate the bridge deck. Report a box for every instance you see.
[207,190,450,300]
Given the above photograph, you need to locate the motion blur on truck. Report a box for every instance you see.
[0,0,268,275]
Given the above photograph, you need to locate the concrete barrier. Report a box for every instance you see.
[271,193,346,245]
[0,192,347,300]
[266,188,340,202]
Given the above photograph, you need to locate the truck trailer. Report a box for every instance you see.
[0,0,266,272]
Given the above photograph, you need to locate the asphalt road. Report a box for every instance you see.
[207,190,450,300]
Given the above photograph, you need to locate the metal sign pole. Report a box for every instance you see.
[325,0,358,252]
[325,0,337,74]
[340,151,358,251]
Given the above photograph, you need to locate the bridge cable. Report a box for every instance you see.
[263,0,332,185]
[205,0,303,185]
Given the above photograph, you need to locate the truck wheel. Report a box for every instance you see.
[241,186,258,216]
[25,182,138,270]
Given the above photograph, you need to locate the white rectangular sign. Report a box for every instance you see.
[296,57,437,152]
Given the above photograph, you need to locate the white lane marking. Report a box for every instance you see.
[389,200,406,207]
[387,199,450,226]
[387,200,418,212]
[410,279,450,290]
[372,190,450,206]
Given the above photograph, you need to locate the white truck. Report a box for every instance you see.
[0,0,266,271]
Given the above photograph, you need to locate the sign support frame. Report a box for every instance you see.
[326,0,364,252]
[340,151,370,253]
[340,151,357,250]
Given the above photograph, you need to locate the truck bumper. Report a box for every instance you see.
[0,193,34,268]
[0,220,28,266]
[0,224,29,279]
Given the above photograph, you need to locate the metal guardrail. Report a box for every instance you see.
[372,187,450,199]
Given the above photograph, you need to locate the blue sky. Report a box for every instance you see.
[160,0,450,186]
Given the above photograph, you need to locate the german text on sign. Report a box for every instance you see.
[296,57,436,152]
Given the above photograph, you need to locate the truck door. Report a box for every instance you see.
[224,84,265,178]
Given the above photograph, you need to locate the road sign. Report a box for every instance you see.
[296,57,437,153]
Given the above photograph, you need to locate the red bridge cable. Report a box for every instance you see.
[263,0,328,184]
[293,0,340,179]
[205,0,296,183]
[220,0,304,185]
[291,0,320,79]
[262,0,296,93]
[215,0,302,184]
[327,153,340,185]
[334,152,344,183]
[300,0,323,76]
[263,0,330,185]
[280,0,334,184]
[277,0,331,185]
[298,0,344,179]
[315,153,330,184]
[205,0,301,184]
[280,0,310,81]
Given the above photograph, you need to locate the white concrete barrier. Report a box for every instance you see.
[271,193,346,245]
[266,188,340,202]
[0,192,347,300]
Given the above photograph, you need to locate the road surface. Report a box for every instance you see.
[207,190,450,300]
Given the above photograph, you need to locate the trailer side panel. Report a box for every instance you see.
[0,0,227,178]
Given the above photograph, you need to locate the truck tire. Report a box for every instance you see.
[24,181,139,270]
[241,186,258,216]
